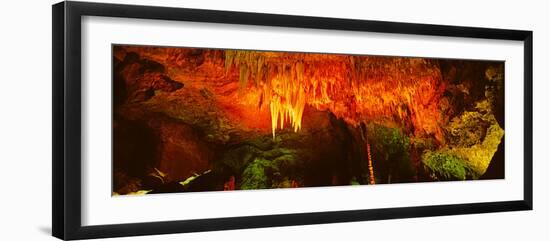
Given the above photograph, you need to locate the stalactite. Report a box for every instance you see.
[223,50,444,140]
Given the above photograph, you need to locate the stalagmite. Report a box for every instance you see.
[367,142,375,185]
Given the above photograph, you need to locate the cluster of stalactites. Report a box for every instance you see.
[225,50,345,137]
[224,50,444,140]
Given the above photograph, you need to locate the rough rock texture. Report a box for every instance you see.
[111,45,505,194]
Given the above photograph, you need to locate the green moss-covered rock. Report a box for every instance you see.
[442,99,504,178]
[422,150,470,181]
[368,124,410,155]
[220,135,299,171]
[240,158,277,190]
[219,133,303,190]
[446,111,488,147]
[220,145,262,174]
[367,123,414,183]
[450,121,503,178]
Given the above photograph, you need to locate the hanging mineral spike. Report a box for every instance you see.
[223,50,445,140]
[268,77,307,138]
[111,45,505,195]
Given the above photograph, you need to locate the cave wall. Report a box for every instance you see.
[111,45,505,194]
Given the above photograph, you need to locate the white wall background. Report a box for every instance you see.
[0,0,548,240]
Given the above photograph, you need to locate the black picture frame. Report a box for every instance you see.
[52,1,533,240]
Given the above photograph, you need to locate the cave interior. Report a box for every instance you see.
[112,45,505,195]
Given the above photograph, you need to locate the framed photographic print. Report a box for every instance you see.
[52,1,533,240]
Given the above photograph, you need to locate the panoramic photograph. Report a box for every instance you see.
[112,45,505,195]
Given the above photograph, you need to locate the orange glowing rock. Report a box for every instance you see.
[224,50,444,141]
[116,46,446,142]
